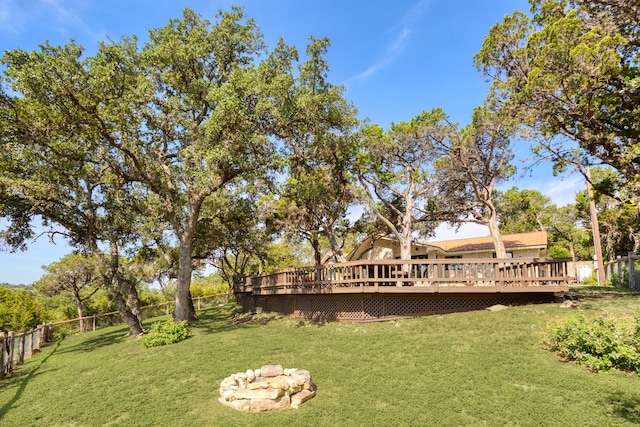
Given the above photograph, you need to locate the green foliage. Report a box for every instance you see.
[189,274,229,297]
[476,0,640,215]
[140,319,190,348]
[582,272,600,287]
[547,245,572,258]
[547,313,640,374]
[0,285,48,331]
[496,187,552,234]
[137,286,166,306]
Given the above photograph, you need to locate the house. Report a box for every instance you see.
[348,231,548,261]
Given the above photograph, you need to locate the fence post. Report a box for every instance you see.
[0,332,5,378]
[17,332,25,365]
[616,257,622,285]
[9,331,14,373]
[35,324,43,350]
[629,252,636,290]
[93,315,97,332]
[24,330,32,359]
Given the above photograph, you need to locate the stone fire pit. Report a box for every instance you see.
[218,364,316,412]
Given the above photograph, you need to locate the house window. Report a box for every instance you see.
[492,252,513,258]
[445,256,462,271]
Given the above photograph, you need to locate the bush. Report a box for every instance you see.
[140,319,190,348]
[546,313,640,374]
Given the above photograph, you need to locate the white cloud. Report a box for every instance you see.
[541,176,585,206]
[0,0,105,47]
[0,0,25,34]
[39,0,105,43]
[347,0,431,84]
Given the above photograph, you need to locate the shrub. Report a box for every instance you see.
[546,313,640,374]
[140,319,190,348]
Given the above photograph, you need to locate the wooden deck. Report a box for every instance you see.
[233,258,570,321]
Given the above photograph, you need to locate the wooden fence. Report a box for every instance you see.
[0,292,233,379]
[604,253,640,290]
[0,323,52,379]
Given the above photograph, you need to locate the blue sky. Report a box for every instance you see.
[0,0,584,284]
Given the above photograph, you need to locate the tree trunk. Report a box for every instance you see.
[398,206,414,285]
[90,241,144,336]
[486,203,507,259]
[73,293,85,333]
[325,225,347,263]
[310,232,323,266]
[173,237,197,322]
[100,273,145,336]
[108,245,145,336]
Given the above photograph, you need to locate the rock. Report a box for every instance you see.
[220,388,235,400]
[220,377,237,388]
[486,304,508,312]
[232,387,284,400]
[260,364,283,377]
[250,395,291,412]
[290,369,312,388]
[218,397,251,412]
[560,300,575,308]
[291,389,316,409]
[284,377,302,393]
[267,376,289,390]
[245,369,255,382]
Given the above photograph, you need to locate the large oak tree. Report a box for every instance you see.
[0,7,315,323]
[275,38,359,265]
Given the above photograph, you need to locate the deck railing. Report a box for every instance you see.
[234,258,570,295]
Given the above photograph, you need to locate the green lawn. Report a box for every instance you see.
[1,291,639,426]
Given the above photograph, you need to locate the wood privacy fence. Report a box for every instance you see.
[0,292,232,379]
[604,253,640,289]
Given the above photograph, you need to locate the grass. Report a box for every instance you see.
[1,291,639,426]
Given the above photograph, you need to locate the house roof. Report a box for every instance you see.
[422,231,548,254]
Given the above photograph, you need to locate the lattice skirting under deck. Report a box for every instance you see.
[235,293,555,322]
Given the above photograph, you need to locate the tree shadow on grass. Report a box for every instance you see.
[605,391,640,424]
[0,338,63,421]
[190,306,262,335]
[54,327,130,355]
